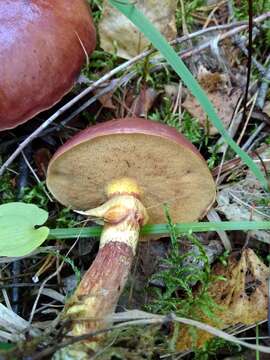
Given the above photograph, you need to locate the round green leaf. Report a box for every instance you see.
[0,202,49,257]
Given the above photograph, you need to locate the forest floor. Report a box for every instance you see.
[1,0,270,359]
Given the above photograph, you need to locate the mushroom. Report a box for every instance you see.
[46,117,216,354]
[0,0,96,131]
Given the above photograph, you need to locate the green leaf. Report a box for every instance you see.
[109,0,268,190]
[0,202,49,257]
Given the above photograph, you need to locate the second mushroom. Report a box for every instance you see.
[46,117,216,355]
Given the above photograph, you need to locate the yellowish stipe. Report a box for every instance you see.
[106,177,142,197]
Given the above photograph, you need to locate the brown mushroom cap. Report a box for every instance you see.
[47,118,216,224]
[0,0,96,131]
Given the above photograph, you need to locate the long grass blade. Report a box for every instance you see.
[109,0,268,190]
[49,221,270,239]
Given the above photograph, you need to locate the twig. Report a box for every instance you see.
[2,289,12,311]
[31,310,270,358]
[59,79,123,129]
[27,223,88,325]
[21,151,53,202]
[241,122,266,151]
[207,209,231,251]
[178,12,270,61]
[31,325,119,360]
[1,12,270,175]
[212,144,269,177]
[236,92,258,145]
[27,239,79,325]
[215,95,244,183]
[229,191,270,219]
[241,64,270,151]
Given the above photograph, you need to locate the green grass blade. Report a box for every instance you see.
[49,226,101,239]
[49,221,270,239]
[256,324,260,360]
[109,0,268,190]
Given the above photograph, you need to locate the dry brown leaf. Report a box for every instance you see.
[210,248,269,325]
[176,249,270,351]
[182,66,241,135]
[130,87,158,117]
[98,0,177,59]
[197,66,227,93]
[33,148,52,179]
[176,326,214,351]
[94,90,116,110]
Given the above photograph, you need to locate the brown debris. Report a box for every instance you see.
[130,87,158,117]
[210,248,269,325]
[176,248,270,351]
[94,90,116,110]
[183,66,241,135]
[33,148,52,179]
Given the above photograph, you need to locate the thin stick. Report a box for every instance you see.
[31,311,270,358]
[207,209,231,251]
[242,122,266,151]
[28,234,81,325]
[21,151,53,202]
[236,92,258,145]
[178,12,270,60]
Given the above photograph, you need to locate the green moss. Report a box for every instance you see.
[0,173,16,203]
[147,207,221,322]
[232,0,270,20]
[87,0,103,24]
[175,0,204,32]
[194,337,242,359]
[149,96,204,144]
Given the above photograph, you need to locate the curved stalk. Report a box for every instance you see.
[54,178,148,358]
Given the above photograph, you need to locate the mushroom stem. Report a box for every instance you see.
[63,178,148,353]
